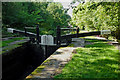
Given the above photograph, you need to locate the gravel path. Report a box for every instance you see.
[9,39,29,45]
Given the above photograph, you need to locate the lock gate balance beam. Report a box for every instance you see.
[7,27,111,46]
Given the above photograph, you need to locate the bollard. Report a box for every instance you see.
[42,45,47,60]
[76,27,80,38]
[56,26,61,46]
[24,27,27,37]
[36,25,40,44]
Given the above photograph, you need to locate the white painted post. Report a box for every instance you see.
[41,35,54,45]
[7,28,15,33]
[101,30,111,35]
[47,35,54,45]
[41,35,47,45]
[41,35,54,59]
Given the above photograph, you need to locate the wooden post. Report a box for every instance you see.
[36,25,39,44]
[42,45,47,60]
[76,27,80,38]
[24,27,27,37]
[56,26,61,46]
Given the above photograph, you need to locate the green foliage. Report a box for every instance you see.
[72,2,118,31]
[47,2,71,27]
[54,39,120,78]
[71,2,119,39]
[3,2,50,27]
[2,2,71,35]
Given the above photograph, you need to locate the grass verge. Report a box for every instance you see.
[2,37,27,47]
[54,39,120,79]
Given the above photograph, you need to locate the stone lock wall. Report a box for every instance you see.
[2,42,59,80]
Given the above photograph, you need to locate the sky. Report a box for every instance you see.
[54,0,80,17]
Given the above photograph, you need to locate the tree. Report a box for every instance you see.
[71,2,119,40]
[2,2,23,27]
[2,2,71,35]
[47,2,71,27]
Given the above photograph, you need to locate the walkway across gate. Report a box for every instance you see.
[7,25,111,46]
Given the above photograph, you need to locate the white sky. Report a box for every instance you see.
[54,0,73,3]
[54,0,80,17]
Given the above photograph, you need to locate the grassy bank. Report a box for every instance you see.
[54,39,120,79]
[2,37,27,47]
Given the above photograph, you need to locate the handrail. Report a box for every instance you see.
[24,27,36,29]
[60,28,77,30]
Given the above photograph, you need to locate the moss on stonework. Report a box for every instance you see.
[117,40,120,43]
[68,44,74,47]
